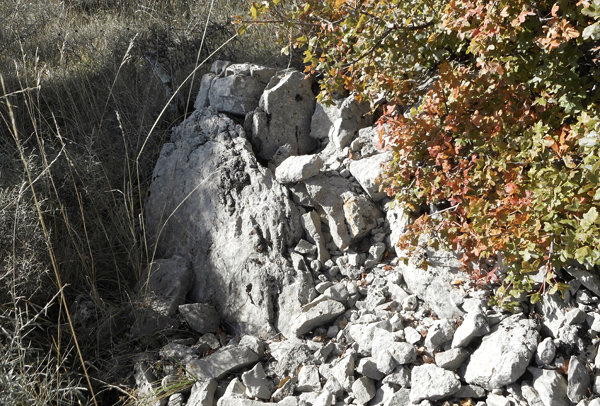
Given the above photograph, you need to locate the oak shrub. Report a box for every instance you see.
[247,0,600,307]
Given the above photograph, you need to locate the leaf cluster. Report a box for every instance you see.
[246,0,600,307]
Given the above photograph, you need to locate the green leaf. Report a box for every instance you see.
[582,207,598,229]
[530,292,542,304]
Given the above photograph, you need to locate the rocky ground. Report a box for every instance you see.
[131,61,600,406]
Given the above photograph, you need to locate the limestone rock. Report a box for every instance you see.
[352,377,376,405]
[187,379,217,406]
[297,365,321,392]
[529,367,570,406]
[409,364,461,403]
[348,153,390,201]
[178,303,220,334]
[186,341,260,380]
[435,348,470,371]
[251,69,316,161]
[309,96,372,146]
[275,154,323,184]
[206,63,276,115]
[145,107,302,337]
[463,315,539,390]
[301,210,329,263]
[133,256,192,337]
[398,249,468,319]
[425,319,456,350]
[291,297,345,336]
[242,363,273,400]
[452,312,489,348]
[535,337,556,366]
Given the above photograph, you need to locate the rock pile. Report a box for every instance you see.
[134,61,600,406]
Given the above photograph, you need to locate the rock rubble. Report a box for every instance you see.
[135,60,600,406]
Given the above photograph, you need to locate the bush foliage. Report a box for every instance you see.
[249,0,600,306]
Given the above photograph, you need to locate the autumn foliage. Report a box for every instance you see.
[246,0,600,307]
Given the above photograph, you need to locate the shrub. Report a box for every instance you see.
[248,0,600,307]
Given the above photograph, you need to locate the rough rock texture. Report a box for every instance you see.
[348,153,390,201]
[133,256,192,336]
[409,364,461,403]
[187,379,217,406]
[178,303,220,334]
[291,297,345,336]
[398,249,468,319]
[463,315,539,390]
[197,63,276,115]
[309,96,372,146]
[275,154,323,184]
[250,69,316,161]
[145,107,302,337]
[186,341,260,380]
[530,367,570,406]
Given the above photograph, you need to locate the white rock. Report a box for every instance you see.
[297,365,321,392]
[537,293,569,338]
[409,364,461,403]
[348,153,390,201]
[388,341,417,364]
[530,367,570,406]
[312,391,335,406]
[292,297,345,337]
[402,295,418,311]
[222,378,246,399]
[252,69,316,160]
[404,326,422,345]
[242,363,273,400]
[463,315,539,390]
[356,357,384,380]
[145,108,302,337]
[320,352,356,391]
[351,377,376,405]
[486,394,513,406]
[386,389,411,406]
[424,319,455,350]
[568,356,590,403]
[275,155,323,184]
[451,312,489,348]
[187,379,217,406]
[535,337,556,366]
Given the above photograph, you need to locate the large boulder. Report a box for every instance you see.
[249,69,317,161]
[195,62,276,116]
[144,107,303,337]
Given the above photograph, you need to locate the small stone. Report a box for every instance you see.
[241,363,273,400]
[402,295,418,311]
[351,377,376,405]
[275,154,323,184]
[187,379,217,406]
[404,327,422,345]
[313,391,335,406]
[435,348,470,371]
[424,319,455,350]
[568,356,590,403]
[356,357,384,380]
[179,303,220,334]
[295,239,318,255]
[271,378,294,402]
[297,365,321,392]
[369,243,386,262]
[187,344,260,380]
[222,378,246,399]
[382,366,411,388]
[316,281,334,294]
[535,337,556,366]
[565,308,587,325]
[454,384,486,399]
[323,283,349,303]
[409,364,461,403]
[486,394,513,406]
[530,367,570,406]
[451,312,489,348]
[389,341,417,365]
[521,383,545,406]
[386,389,411,406]
[168,393,183,406]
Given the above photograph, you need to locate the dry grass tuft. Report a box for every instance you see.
[0,1,294,404]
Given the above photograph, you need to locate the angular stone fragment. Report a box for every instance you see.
[242,363,273,400]
[530,367,570,406]
[292,297,345,336]
[463,315,539,390]
[435,348,470,371]
[352,377,376,405]
[187,379,217,406]
[452,312,489,348]
[251,69,316,160]
[535,337,556,366]
[301,210,329,263]
[179,303,220,334]
[348,153,390,201]
[409,364,461,403]
[425,319,456,350]
[567,356,590,403]
[186,343,259,380]
[275,154,323,184]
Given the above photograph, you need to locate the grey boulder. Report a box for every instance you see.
[145,107,302,337]
[463,315,539,390]
[275,154,323,184]
[409,364,461,403]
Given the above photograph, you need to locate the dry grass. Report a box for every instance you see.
[0,1,294,404]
